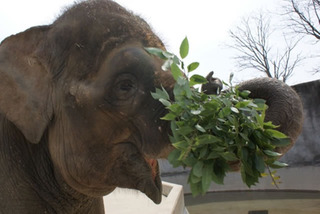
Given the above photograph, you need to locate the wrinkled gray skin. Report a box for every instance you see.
[238,78,303,154]
[0,0,303,213]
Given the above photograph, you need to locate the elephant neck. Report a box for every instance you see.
[0,115,104,213]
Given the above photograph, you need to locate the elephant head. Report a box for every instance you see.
[0,0,175,211]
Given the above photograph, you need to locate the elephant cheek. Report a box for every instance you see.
[47,123,115,196]
[49,144,116,196]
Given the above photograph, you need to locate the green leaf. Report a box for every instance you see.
[254,154,265,173]
[151,87,170,100]
[173,55,181,65]
[170,121,179,141]
[265,129,288,139]
[199,146,208,159]
[161,112,176,121]
[161,59,172,71]
[168,104,182,114]
[212,146,226,152]
[189,173,201,184]
[270,161,288,168]
[254,112,264,127]
[191,109,202,115]
[190,182,202,197]
[230,107,239,114]
[168,149,182,168]
[271,137,291,147]
[172,140,189,150]
[170,63,183,81]
[192,161,204,177]
[219,107,231,117]
[241,147,249,161]
[240,165,247,185]
[176,76,188,86]
[245,172,259,187]
[263,121,278,129]
[239,133,250,142]
[144,47,167,59]
[264,150,282,157]
[162,51,175,59]
[202,162,214,193]
[196,134,220,145]
[177,126,194,136]
[195,124,206,133]
[159,98,171,107]
[239,90,251,98]
[220,152,238,161]
[235,100,251,108]
[253,99,267,109]
[241,163,260,187]
[207,152,219,159]
[183,154,197,166]
[211,161,225,184]
[189,74,208,87]
[211,170,224,185]
[180,37,189,59]
[183,82,193,98]
[187,62,200,72]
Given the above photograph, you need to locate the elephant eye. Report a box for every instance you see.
[119,80,135,91]
[113,74,138,100]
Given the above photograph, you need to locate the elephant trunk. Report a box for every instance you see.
[238,77,304,154]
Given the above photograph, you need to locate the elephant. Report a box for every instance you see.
[0,0,303,213]
[0,0,175,213]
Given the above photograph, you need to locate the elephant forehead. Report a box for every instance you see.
[95,45,160,87]
[51,0,164,51]
[42,0,166,81]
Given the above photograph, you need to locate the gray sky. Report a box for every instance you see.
[1,0,320,85]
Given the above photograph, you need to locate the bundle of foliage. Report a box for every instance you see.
[145,38,290,196]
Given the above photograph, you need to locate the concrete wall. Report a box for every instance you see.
[281,80,320,166]
[160,79,320,193]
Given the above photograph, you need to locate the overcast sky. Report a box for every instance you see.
[1,0,320,85]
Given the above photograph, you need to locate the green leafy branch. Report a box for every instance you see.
[145,37,290,197]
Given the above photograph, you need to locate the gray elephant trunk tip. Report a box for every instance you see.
[238,77,304,154]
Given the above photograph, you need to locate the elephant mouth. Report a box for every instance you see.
[141,157,162,204]
[145,159,159,182]
[123,133,168,204]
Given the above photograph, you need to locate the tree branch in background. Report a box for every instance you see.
[283,0,320,73]
[284,0,320,40]
[229,13,303,82]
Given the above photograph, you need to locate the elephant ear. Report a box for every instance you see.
[0,26,53,144]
